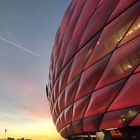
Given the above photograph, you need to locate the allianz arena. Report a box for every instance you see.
[47,0,140,139]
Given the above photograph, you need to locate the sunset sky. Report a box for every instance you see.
[0,0,70,140]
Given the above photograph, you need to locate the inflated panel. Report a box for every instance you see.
[75,54,110,100]
[108,73,140,111]
[84,78,127,118]
[83,115,102,132]
[96,36,140,89]
[119,15,140,47]
[129,113,140,126]
[86,3,140,65]
[100,106,140,130]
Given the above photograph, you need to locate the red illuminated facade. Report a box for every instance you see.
[47,0,140,139]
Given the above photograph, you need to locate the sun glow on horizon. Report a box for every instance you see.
[0,119,63,140]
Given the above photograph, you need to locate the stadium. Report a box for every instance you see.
[47,0,140,139]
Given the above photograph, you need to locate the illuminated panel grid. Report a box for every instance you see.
[48,0,140,138]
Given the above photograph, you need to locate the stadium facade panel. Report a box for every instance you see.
[48,0,140,139]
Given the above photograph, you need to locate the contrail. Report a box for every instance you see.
[0,36,42,58]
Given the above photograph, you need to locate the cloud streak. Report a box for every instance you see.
[0,36,42,57]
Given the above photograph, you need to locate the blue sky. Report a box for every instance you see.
[0,0,70,139]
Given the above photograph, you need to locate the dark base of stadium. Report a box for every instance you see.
[67,126,140,140]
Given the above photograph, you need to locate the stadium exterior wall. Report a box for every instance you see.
[47,0,140,139]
